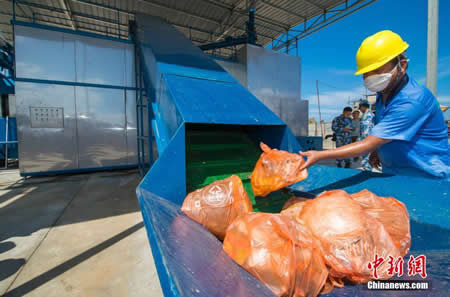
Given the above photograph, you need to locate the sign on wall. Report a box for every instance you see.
[30,106,64,128]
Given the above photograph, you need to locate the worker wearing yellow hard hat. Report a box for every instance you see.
[354,30,409,75]
[300,30,449,179]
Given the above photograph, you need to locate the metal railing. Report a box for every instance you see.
[131,25,154,176]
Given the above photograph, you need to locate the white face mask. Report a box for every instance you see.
[364,63,400,92]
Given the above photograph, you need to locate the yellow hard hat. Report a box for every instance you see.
[355,30,409,75]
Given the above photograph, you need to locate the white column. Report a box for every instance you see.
[426,0,439,97]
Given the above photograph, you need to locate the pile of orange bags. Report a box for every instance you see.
[223,212,329,297]
[181,175,252,240]
[180,143,411,297]
[251,143,308,197]
[280,196,308,219]
[298,190,402,284]
[350,190,411,256]
[281,191,411,258]
[222,189,410,296]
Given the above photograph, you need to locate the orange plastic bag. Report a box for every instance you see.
[282,197,309,210]
[280,197,309,219]
[350,190,411,256]
[251,143,308,197]
[223,212,328,297]
[181,175,253,240]
[299,190,401,283]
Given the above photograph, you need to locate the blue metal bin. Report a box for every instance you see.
[133,14,450,297]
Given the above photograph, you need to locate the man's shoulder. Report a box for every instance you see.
[400,76,435,106]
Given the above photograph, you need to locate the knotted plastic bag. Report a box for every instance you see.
[223,212,328,297]
[181,175,253,240]
[350,189,411,256]
[280,197,309,219]
[299,190,401,283]
[251,143,308,197]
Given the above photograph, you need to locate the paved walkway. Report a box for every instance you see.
[0,169,163,297]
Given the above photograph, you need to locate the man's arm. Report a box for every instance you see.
[299,135,390,170]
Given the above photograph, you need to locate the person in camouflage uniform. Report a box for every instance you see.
[332,107,353,168]
[358,100,375,171]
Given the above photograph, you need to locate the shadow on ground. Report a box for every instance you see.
[0,169,143,295]
[0,169,141,243]
[2,223,144,297]
[0,259,26,282]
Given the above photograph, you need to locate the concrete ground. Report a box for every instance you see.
[0,169,163,297]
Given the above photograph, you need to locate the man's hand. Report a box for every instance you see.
[343,127,352,132]
[299,150,322,171]
[298,136,389,171]
[369,151,381,169]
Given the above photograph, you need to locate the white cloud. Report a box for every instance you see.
[415,55,450,85]
[304,86,366,106]
[304,86,367,121]
[437,55,450,79]
[438,95,450,105]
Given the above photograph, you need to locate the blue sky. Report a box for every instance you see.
[292,0,450,121]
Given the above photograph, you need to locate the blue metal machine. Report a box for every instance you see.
[134,14,449,297]
[297,136,323,151]
[0,37,18,166]
[0,36,14,95]
[0,117,18,161]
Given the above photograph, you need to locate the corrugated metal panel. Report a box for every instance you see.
[0,0,370,51]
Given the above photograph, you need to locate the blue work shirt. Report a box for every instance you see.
[370,75,449,179]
